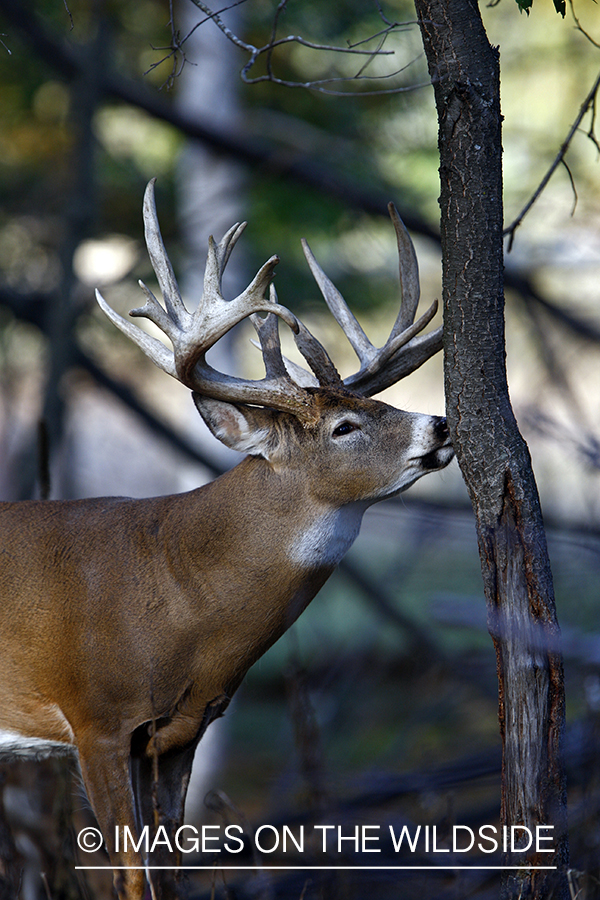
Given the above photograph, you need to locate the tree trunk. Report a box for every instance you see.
[412,0,568,896]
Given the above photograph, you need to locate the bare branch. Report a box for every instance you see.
[504,67,600,250]
[144,0,249,89]
[569,0,600,50]
[147,0,431,96]
[241,54,428,96]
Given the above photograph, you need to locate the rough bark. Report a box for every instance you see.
[412,0,568,896]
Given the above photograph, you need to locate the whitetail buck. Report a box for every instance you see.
[0,180,453,900]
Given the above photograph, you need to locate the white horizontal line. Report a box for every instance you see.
[75,865,558,871]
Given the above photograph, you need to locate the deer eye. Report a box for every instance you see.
[332,421,357,437]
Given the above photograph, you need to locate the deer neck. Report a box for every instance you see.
[177,455,366,623]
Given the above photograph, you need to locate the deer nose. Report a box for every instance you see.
[434,416,450,442]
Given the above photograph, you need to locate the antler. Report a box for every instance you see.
[96,182,442,421]
[301,202,442,396]
[96,179,343,424]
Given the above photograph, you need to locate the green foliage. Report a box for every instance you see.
[515,0,566,15]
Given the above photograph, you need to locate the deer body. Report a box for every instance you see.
[0,183,453,899]
[0,393,448,754]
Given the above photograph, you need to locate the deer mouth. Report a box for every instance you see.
[420,442,455,471]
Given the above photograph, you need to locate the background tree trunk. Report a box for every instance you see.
[413,0,569,896]
[174,0,245,827]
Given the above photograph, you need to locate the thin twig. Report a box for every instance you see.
[187,0,260,53]
[504,67,600,249]
[266,0,287,80]
[63,0,74,30]
[569,0,600,50]
[348,20,421,49]
[586,88,600,152]
[353,31,390,79]
[560,156,578,216]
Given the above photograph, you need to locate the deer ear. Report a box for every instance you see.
[193,394,278,458]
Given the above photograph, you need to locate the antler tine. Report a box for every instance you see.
[95,287,178,379]
[130,280,180,342]
[250,301,319,389]
[249,310,289,380]
[143,179,191,331]
[351,204,441,393]
[302,207,442,397]
[174,254,302,392]
[203,221,247,300]
[345,327,443,396]
[253,285,343,390]
[387,202,421,337]
[301,239,376,373]
[292,319,344,389]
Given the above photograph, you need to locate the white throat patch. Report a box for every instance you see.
[288,504,366,569]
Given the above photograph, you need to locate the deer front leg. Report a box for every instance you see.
[131,742,198,900]
[77,733,148,900]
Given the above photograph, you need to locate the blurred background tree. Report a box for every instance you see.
[0,1,599,898]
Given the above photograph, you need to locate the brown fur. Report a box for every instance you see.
[0,390,453,899]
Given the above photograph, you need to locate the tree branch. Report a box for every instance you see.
[179,0,427,95]
[504,67,600,250]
